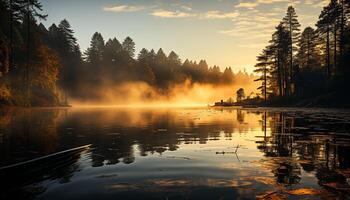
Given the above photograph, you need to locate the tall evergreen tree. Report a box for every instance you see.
[168,51,181,66]
[104,37,122,63]
[254,48,272,101]
[270,23,290,97]
[84,32,104,64]
[326,0,342,72]
[222,67,234,84]
[317,2,333,77]
[122,36,135,58]
[155,48,167,64]
[297,27,320,70]
[282,6,300,95]
[57,19,78,53]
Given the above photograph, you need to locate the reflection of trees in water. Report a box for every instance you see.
[1,148,84,199]
[273,161,301,185]
[3,108,350,194]
[64,109,252,167]
[256,111,350,189]
[0,108,63,166]
[236,110,245,124]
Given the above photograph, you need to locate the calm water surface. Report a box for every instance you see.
[1,107,350,199]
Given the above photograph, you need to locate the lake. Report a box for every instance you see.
[1,107,350,199]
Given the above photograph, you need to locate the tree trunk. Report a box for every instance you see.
[64,89,68,105]
[264,67,267,102]
[9,0,13,72]
[307,34,310,68]
[26,1,30,105]
[277,56,283,97]
[339,0,344,64]
[289,17,293,96]
[326,27,331,78]
[334,24,337,72]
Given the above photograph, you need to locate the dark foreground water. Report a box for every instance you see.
[1,107,350,199]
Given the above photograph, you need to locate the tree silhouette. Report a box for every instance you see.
[282,6,300,95]
[270,23,290,97]
[317,2,334,78]
[297,27,320,71]
[122,36,135,58]
[254,48,271,101]
[84,32,104,65]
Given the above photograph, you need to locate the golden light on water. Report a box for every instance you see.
[70,80,260,107]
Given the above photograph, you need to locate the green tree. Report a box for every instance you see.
[104,37,122,63]
[137,48,149,62]
[155,48,167,64]
[57,19,78,53]
[84,32,105,64]
[122,36,135,58]
[168,51,181,66]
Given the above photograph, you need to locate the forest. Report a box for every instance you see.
[0,0,256,106]
[1,0,350,107]
[254,0,350,107]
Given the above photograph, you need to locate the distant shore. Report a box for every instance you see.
[212,95,350,108]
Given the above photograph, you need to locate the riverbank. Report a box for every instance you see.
[213,94,350,108]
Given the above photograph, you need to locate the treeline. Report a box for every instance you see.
[254,1,350,106]
[77,32,247,99]
[0,0,254,106]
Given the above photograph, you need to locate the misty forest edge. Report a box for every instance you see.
[0,0,350,107]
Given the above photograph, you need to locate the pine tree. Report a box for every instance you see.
[297,27,320,70]
[198,60,208,71]
[84,32,105,64]
[222,67,234,84]
[317,3,333,77]
[58,19,78,53]
[155,48,167,64]
[328,0,342,72]
[254,48,272,101]
[104,37,122,63]
[54,19,81,104]
[21,0,47,105]
[168,51,181,66]
[137,48,149,62]
[270,23,290,97]
[282,6,300,95]
[122,36,135,58]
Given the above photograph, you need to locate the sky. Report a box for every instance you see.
[41,0,328,72]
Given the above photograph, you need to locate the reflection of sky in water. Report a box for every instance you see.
[1,107,350,199]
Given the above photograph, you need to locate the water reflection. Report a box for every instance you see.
[1,107,350,199]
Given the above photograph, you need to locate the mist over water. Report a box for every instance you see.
[71,80,260,106]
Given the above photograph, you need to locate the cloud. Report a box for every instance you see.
[181,5,192,11]
[219,28,271,39]
[310,0,328,7]
[151,9,195,18]
[257,0,289,4]
[201,10,240,19]
[218,12,280,40]
[150,9,239,20]
[235,0,289,9]
[235,2,259,9]
[103,5,146,12]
